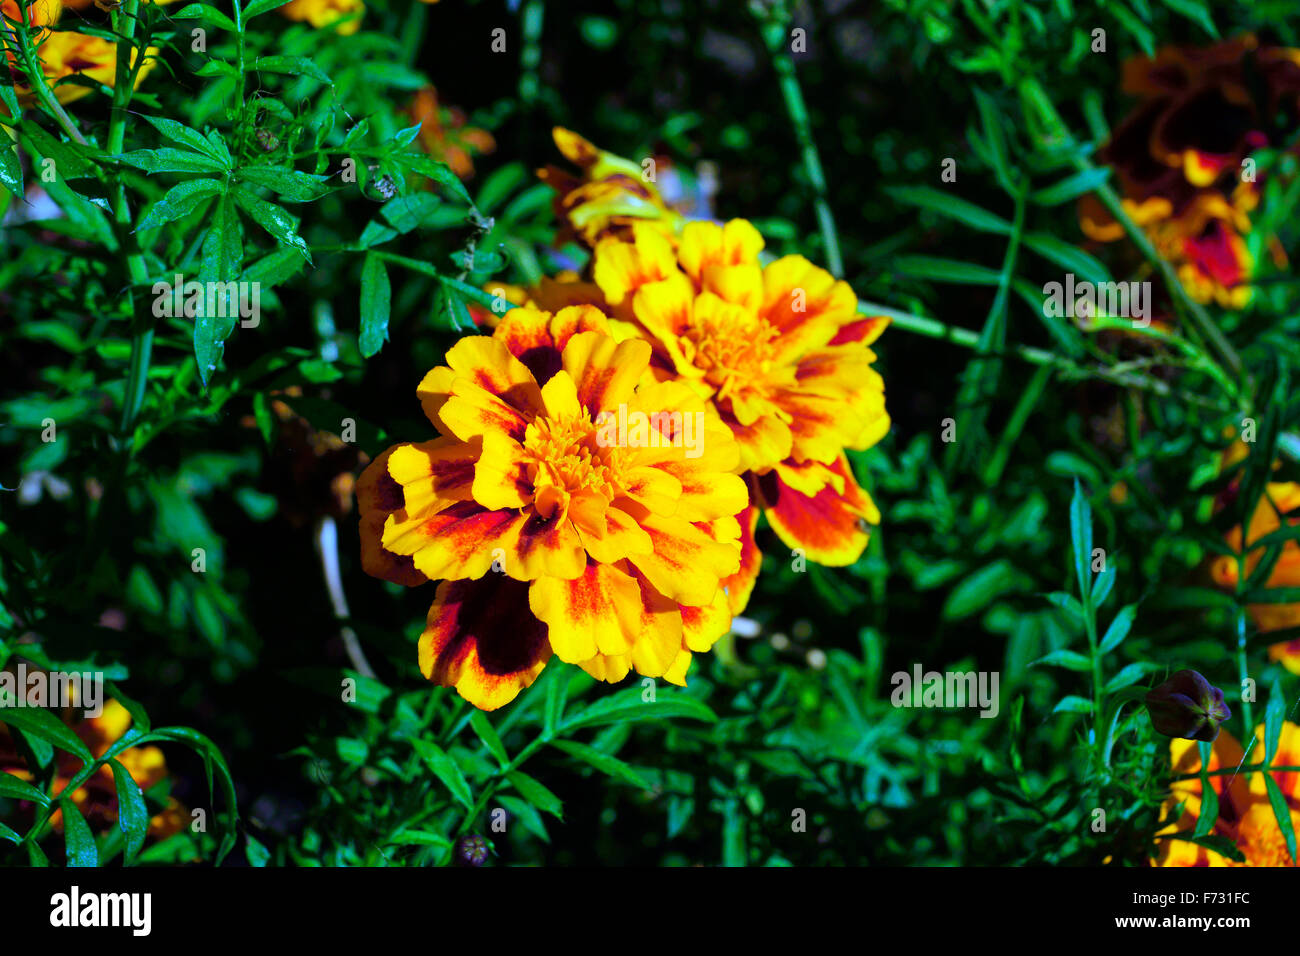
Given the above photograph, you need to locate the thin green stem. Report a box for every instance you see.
[2,10,87,144]
[756,10,843,277]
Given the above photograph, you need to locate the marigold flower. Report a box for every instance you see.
[1209,481,1300,675]
[538,127,683,248]
[406,86,495,180]
[589,218,889,569]
[1154,722,1300,866]
[6,29,156,108]
[0,699,186,840]
[358,305,748,709]
[1080,36,1300,309]
[279,0,363,35]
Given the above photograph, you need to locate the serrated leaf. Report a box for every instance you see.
[135,178,223,233]
[139,115,228,165]
[236,165,331,202]
[117,148,229,175]
[193,192,243,386]
[170,2,238,30]
[243,0,294,17]
[252,56,332,84]
[232,186,311,262]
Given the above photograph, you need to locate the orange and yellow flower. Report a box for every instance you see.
[0,699,186,841]
[1154,722,1300,866]
[538,127,683,249]
[406,86,495,180]
[279,0,363,35]
[1209,481,1300,675]
[588,218,889,570]
[1080,36,1300,309]
[358,305,749,710]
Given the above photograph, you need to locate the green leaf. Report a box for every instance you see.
[117,148,229,175]
[543,668,567,739]
[385,829,452,848]
[135,178,223,233]
[883,186,1011,235]
[391,152,473,206]
[1103,662,1159,695]
[1024,232,1112,286]
[506,770,563,820]
[893,255,1003,285]
[1053,695,1094,714]
[243,0,294,17]
[0,707,93,765]
[1264,679,1286,765]
[236,166,331,202]
[232,186,311,262]
[1099,604,1137,654]
[358,253,391,358]
[170,2,239,30]
[60,797,99,867]
[108,758,149,863]
[1032,649,1093,672]
[1263,772,1298,864]
[1070,478,1093,604]
[0,137,23,199]
[139,115,229,165]
[252,56,332,84]
[1192,740,1218,839]
[0,769,50,806]
[469,711,508,768]
[0,821,20,845]
[550,739,648,788]
[560,687,717,732]
[410,739,473,810]
[1030,168,1110,205]
[194,192,243,386]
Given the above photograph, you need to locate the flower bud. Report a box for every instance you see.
[1144,669,1231,742]
[454,834,489,867]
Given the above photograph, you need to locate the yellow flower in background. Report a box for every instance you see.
[539,127,683,248]
[591,218,890,570]
[279,0,363,35]
[0,699,186,840]
[358,305,748,709]
[1080,35,1300,309]
[1209,481,1300,675]
[1154,722,1300,866]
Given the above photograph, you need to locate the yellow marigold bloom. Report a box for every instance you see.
[358,305,748,710]
[279,0,363,35]
[6,30,156,108]
[1,0,60,24]
[1154,722,1300,866]
[590,218,889,568]
[538,127,683,248]
[1209,481,1300,675]
[1079,35,1300,309]
[406,86,495,180]
[0,699,185,840]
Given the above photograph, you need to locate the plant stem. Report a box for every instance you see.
[109,0,153,438]
[3,7,87,144]
[756,10,843,277]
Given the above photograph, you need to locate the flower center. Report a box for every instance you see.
[680,309,779,400]
[522,413,621,517]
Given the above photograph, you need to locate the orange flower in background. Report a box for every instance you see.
[1080,36,1300,309]
[1154,722,1300,866]
[358,305,748,709]
[279,0,363,35]
[407,86,495,180]
[1210,481,1300,675]
[1,0,60,24]
[0,699,186,841]
[539,128,684,248]
[590,218,889,571]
